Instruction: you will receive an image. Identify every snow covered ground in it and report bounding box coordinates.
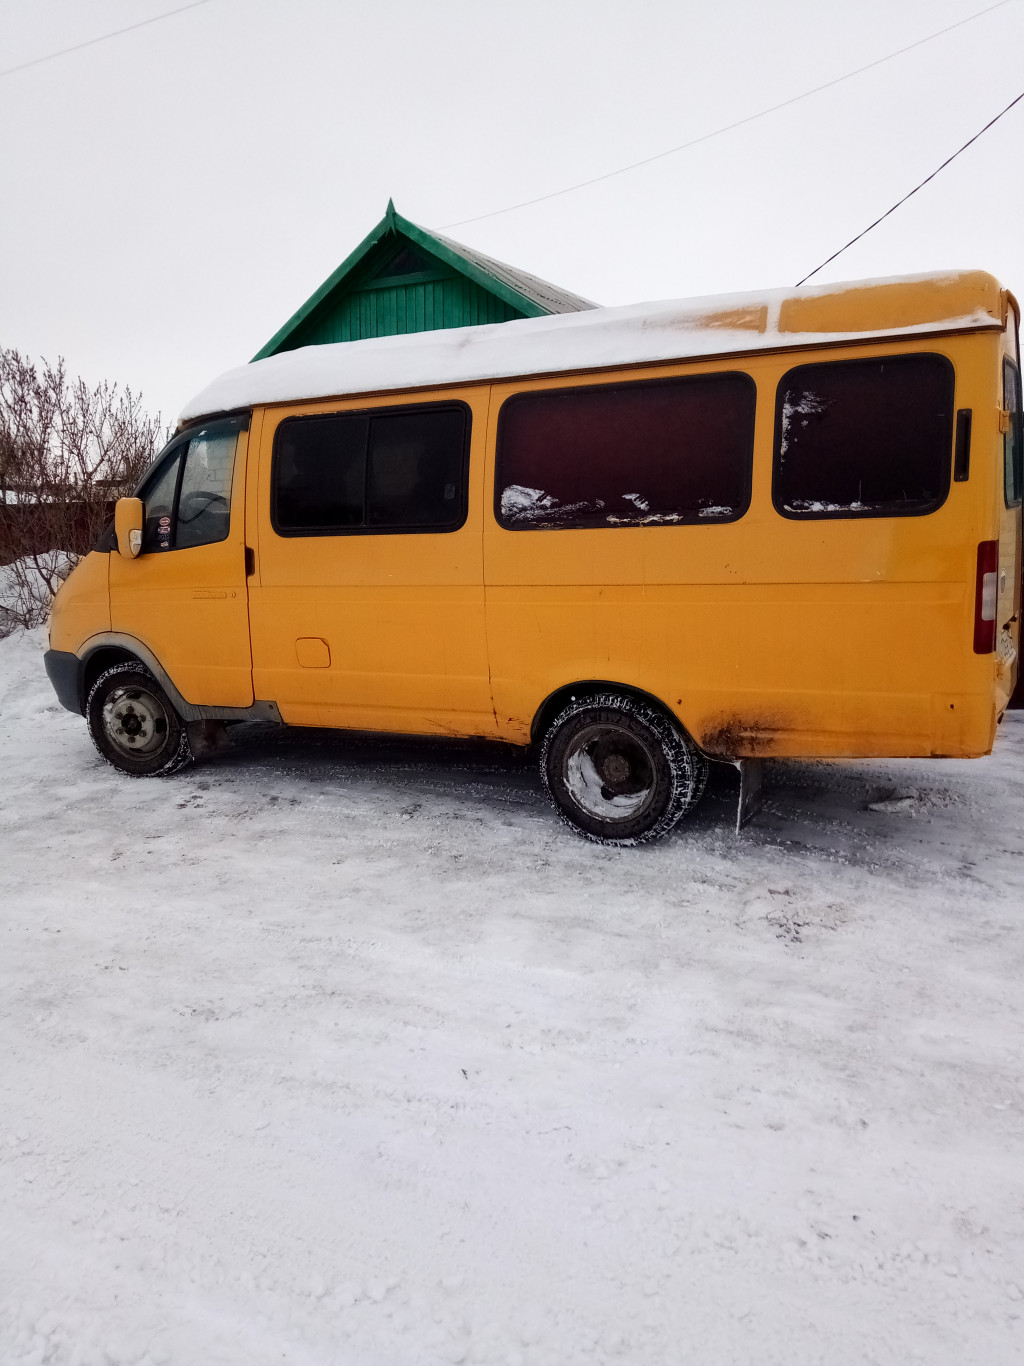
[2,625,1023,1366]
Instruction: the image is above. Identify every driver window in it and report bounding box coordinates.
[176,429,238,549]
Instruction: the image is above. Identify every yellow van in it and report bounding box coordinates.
[45,270,1022,844]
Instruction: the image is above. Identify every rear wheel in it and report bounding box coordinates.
[86,662,193,777]
[540,692,707,845]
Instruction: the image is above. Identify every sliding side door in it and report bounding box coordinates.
[248,389,495,737]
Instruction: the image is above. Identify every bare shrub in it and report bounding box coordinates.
[0,348,164,636]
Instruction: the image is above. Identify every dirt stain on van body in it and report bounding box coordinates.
[700,714,783,759]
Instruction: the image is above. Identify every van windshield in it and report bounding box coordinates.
[132,413,249,496]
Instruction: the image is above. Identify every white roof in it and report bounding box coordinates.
[179,270,1006,425]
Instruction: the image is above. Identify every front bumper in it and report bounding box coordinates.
[44,649,83,715]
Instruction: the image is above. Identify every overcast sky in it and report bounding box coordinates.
[2,0,1023,427]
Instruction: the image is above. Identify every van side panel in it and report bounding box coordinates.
[248,387,496,737]
[484,337,1002,759]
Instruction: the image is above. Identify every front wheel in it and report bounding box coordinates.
[86,662,193,777]
[540,692,707,845]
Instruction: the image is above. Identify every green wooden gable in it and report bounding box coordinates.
[253,201,596,360]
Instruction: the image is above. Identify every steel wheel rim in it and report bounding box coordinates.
[562,722,657,823]
[102,685,169,758]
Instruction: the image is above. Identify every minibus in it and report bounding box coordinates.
[45,270,1022,844]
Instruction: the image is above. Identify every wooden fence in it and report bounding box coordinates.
[0,501,113,567]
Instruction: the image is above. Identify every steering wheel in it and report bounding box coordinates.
[178,490,228,525]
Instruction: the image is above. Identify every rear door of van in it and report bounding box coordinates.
[999,323,1023,708]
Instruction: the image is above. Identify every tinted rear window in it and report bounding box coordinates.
[1004,359,1022,507]
[495,372,756,530]
[773,354,955,519]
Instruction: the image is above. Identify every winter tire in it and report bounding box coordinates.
[86,662,193,777]
[540,692,707,845]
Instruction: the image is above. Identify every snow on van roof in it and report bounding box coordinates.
[179,270,1008,424]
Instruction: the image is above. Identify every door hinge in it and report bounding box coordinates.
[245,546,256,577]
[998,408,1011,433]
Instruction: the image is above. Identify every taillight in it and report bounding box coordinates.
[973,540,999,654]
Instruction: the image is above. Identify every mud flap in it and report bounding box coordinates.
[186,720,231,759]
[734,758,764,833]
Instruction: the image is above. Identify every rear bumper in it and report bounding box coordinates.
[44,649,82,715]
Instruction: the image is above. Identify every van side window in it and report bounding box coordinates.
[137,418,242,553]
[1004,359,1022,507]
[367,409,466,528]
[494,373,755,530]
[773,354,955,519]
[272,404,469,535]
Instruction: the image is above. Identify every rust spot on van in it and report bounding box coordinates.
[700,714,781,759]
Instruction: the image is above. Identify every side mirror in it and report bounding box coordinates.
[115,497,144,560]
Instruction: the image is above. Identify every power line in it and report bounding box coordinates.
[796,86,1024,284]
[442,0,1013,230]
[0,0,215,80]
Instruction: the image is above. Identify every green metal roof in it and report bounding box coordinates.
[253,201,597,360]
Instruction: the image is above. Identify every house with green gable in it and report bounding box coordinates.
[254,201,596,359]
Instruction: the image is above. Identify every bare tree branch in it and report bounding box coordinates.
[0,348,164,635]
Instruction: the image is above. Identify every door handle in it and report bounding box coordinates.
[245,546,256,577]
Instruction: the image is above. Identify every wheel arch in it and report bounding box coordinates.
[530,679,694,746]
[77,633,281,724]
[81,643,140,710]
